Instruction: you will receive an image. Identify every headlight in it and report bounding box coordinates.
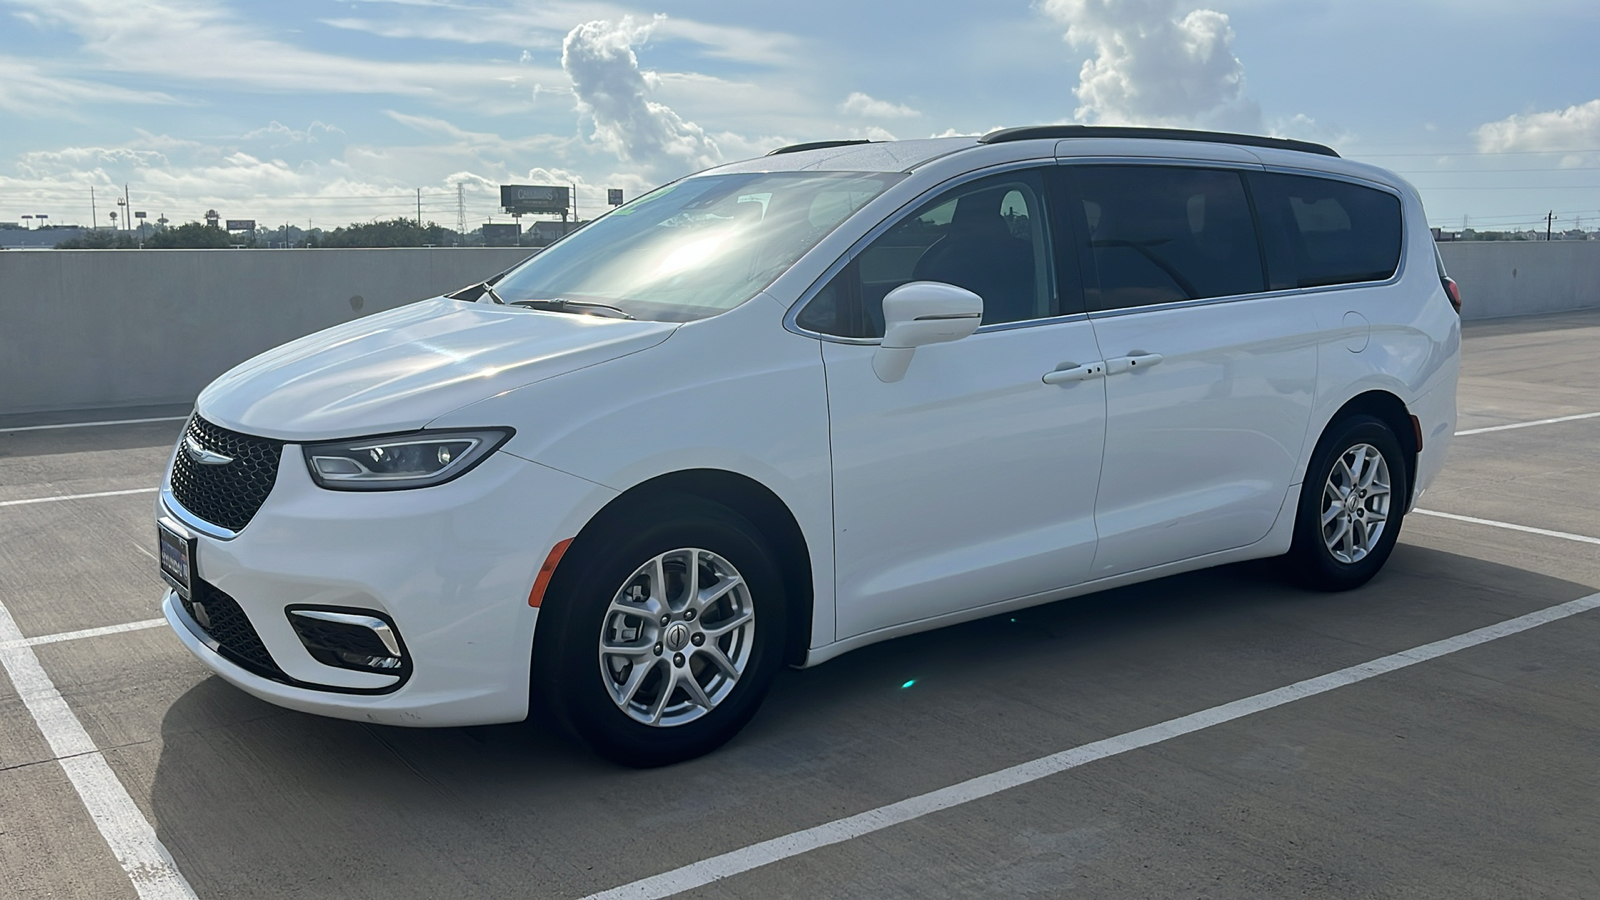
[301,429,512,491]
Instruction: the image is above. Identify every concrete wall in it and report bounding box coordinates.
[1,242,1596,416]
[0,248,533,416]
[1439,241,1600,321]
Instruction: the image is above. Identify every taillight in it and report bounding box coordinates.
[1441,276,1461,314]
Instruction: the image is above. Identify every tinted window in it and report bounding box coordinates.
[1248,172,1402,289]
[1066,165,1264,311]
[798,170,1056,338]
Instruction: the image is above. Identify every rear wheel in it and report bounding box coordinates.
[1286,415,1409,591]
[535,499,786,767]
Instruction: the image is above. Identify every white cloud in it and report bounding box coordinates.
[240,121,346,147]
[321,3,799,67]
[929,127,1001,139]
[1266,113,1353,148]
[839,92,920,119]
[9,0,561,105]
[1039,0,1260,131]
[1476,100,1600,154]
[561,17,721,175]
[0,55,179,117]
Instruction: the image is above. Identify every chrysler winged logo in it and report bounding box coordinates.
[183,435,233,466]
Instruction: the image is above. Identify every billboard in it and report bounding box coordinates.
[500,185,569,215]
[225,219,256,232]
[607,189,624,206]
[481,223,522,247]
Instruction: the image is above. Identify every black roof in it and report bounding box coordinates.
[978,125,1339,158]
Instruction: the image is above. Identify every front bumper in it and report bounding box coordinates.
[159,444,609,727]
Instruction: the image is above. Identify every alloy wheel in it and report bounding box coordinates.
[1320,443,1392,564]
[597,547,756,727]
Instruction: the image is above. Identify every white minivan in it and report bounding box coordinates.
[158,126,1460,765]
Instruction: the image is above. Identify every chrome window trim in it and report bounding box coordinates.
[782,159,1069,345]
[1059,156,1410,319]
[974,311,1090,334]
[1083,277,1408,321]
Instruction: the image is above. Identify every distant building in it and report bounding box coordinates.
[0,226,89,249]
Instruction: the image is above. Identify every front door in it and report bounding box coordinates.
[802,168,1108,640]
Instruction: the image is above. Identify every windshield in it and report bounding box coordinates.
[490,171,902,322]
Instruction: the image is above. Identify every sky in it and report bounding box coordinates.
[2,0,1598,234]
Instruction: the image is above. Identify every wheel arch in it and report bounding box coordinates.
[542,468,815,668]
[1313,390,1419,501]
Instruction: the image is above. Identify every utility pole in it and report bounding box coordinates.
[416,188,423,227]
[456,184,466,236]
[571,182,579,231]
[124,184,131,232]
[91,187,97,230]
[1547,210,1556,241]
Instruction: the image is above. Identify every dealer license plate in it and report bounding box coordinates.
[157,518,197,600]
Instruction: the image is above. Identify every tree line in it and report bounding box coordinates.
[53,218,514,249]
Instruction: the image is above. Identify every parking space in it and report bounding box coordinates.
[2,311,1599,898]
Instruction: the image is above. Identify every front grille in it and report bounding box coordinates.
[169,416,283,532]
[190,580,286,680]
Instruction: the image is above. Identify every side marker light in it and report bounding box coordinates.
[528,538,574,608]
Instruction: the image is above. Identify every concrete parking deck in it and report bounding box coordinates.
[3,310,1599,899]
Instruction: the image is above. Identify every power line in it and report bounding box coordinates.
[1358,147,1600,158]
[1394,166,1600,174]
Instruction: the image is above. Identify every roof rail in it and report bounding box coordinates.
[977,125,1339,158]
[766,139,873,156]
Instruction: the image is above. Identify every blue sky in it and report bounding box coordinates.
[2,0,1598,233]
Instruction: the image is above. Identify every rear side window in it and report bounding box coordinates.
[1248,173,1402,290]
[1064,165,1265,311]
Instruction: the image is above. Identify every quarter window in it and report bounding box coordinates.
[1248,172,1402,289]
[797,170,1057,338]
[1065,165,1265,311]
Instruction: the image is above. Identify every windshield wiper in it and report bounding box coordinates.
[506,298,635,320]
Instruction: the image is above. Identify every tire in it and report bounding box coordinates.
[1285,415,1409,591]
[534,497,787,767]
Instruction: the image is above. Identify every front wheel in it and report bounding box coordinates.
[535,499,786,767]
[1285,415,1409,591]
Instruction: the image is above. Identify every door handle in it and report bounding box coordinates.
[1104,353,1163,375]
[1042,362,1105,384]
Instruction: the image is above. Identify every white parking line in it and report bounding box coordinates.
[584,591,1600,900]
[0,487,158,508]
[1456,411,1600,436]
[1413,509,1600,546]
[0,603,197,900]
[0,415,188,433]
[0,618,166,652]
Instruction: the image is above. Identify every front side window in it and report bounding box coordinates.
[1065,165,1265,311]
[491,171,900,322]
[797,169,1057,338]
[1248,172,1402,290]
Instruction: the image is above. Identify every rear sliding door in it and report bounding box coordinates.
[1055,163,1318,579]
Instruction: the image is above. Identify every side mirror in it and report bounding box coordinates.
[872,281,983,382]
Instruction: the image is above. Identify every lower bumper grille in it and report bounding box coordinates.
[175,582,410,695]
[189,580,287,681]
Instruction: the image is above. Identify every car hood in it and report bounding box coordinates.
[197,297,678,441]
